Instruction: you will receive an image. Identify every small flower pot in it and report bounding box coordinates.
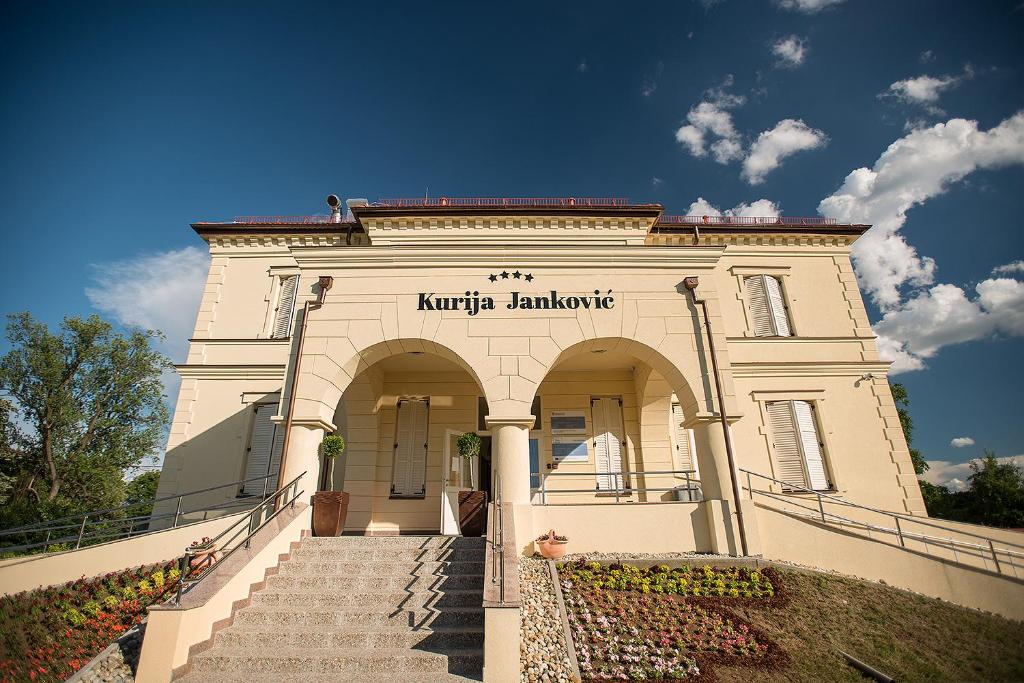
[312,491,350,537]
[189,546,219,572]
[537,530,568,559]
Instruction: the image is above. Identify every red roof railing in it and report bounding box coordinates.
[657,215,839,226]
[229,214,355,224]
[373,197,633,208]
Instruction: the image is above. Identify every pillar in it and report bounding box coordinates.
[486,416,535,553]
[279,419,332,504]
[689,416,760,556]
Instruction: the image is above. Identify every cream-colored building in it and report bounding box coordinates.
[153,195,925,556]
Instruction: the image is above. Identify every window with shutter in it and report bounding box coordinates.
[271,275,299,338]
[241,404,283,495]
[592,397,625,492]
[391,399,428,497]
[765,400,830,491]
[744,275,792,337]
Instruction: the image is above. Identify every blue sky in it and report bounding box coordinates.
[1,0,1022,486]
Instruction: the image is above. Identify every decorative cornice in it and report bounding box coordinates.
[647,233,858,248]
[173,364,286,379]
[485,415,537,429]
[730,362,891,378]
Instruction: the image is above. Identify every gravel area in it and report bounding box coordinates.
[67,625,144,683]
[520,556,575,683]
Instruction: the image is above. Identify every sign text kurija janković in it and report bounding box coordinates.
[417,290,615,316]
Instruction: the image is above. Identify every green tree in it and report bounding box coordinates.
[890,382,928,475]
[0,313,170,529]
[964,451,1024,528]
[124,470,161,521]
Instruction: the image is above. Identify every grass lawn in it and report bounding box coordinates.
[716,566,1024,683]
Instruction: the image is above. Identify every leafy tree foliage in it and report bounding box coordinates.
[922,452,1024,528]
[0,313,169,530]
[890,382,928,475]
[124,470,161,522]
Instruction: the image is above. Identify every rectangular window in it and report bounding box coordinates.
[591,397,625,491]
[391,399,429,497]
[241,404,283,496]
[744,275,792,337]
[271,275,299,338]
[765,400,830,491]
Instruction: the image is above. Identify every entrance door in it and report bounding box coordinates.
[441,429,476,535]
[592,397,626,492]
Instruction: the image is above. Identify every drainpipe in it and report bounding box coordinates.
[683,276,749,557]
[275,275,334,505]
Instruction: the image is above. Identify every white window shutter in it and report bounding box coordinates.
[744,276,774,337]
[671,403,694,471]
[593,398,624,491]
[766,401,807,490]
[792,401,829,490]
[272,276,298,338]
[392,400,428,496]
[242,404,281,495]
[763,275,792,336]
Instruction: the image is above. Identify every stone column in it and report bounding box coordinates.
[279,419,333,505]
[486,416,535,553]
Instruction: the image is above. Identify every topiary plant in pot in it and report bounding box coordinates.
[312,434,349,537]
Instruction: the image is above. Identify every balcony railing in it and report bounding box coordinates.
[536,469,701,504]
[230,214,355,224]
[373,197,633,208]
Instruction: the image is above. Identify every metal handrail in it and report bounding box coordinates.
[538,469,701,504]
[741,468,1024,577]
[174,472,305,604]
[490,471,505,606]
[0,472,287,554]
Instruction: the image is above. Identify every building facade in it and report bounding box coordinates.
[154,197,925,554]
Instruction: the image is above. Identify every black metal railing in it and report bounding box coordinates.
[0,473,286,555]
[173,472,305,604]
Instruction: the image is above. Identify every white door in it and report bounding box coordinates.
[441,429,475,535]
[392,399,429,497]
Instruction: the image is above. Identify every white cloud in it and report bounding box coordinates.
[874,278,1024,373]
[993,260,1024,275]
[577,60,588,73]
[819,112,1024,309]
[882,66,974,116]
[675,77,827,182]
[950,437,976,448]
[923,455,1022,490]
[86,246,210,363]
[774,0,845,12]
[742,119,827,184]
[686,197,781,218]
[771,35,808,68]
[652,176,663,187]
[920,50,935,64]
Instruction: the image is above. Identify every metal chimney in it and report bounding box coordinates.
[326,194,342,223]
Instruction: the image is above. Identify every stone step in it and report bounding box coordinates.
[291,547,485,563]
[178,671,482,682]
[302,535,485,549]
[234,605,485,629]
[250,588,482,609]
[189,646,483,676]
[279,559,485,576]
[265,572,484,592]
[214,625,484,650]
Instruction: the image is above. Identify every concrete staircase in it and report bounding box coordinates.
[178,535,486,682]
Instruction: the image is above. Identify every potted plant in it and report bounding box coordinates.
[312,434,349,537]
[455,432,487,536]
[537,529,569,559]
[188,536,219,571]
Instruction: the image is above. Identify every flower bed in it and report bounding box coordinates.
[0,561,181,683]
[558,561,786,681]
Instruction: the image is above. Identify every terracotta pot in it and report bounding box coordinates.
[538,530,568,559]
[458,490,488,537]
[312,491,349,537]
[189,546,219,572]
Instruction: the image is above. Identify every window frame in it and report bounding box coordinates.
[752,390,842,494]
[729,266,799,338]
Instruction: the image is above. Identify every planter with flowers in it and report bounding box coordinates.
[537,529,569,559]
[312,434,349,537]
[187,536,219,571]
